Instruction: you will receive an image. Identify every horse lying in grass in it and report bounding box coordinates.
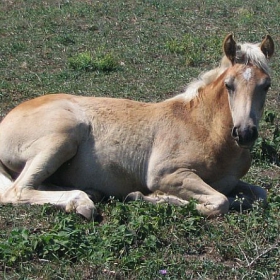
[0,34,274,220]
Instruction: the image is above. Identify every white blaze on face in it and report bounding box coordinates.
[243,68,252,81]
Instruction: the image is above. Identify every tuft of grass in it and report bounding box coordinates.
[68,51,119,72]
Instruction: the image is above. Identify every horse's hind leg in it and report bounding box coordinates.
[0,136,96,220]
[227,180,267,210]
[0,161,13,194]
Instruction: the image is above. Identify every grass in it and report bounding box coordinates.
[0,0,280,279]
[68,51,119,72]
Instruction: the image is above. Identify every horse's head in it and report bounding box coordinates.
[222,34,274,149]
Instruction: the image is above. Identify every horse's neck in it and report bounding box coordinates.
[204,74,229,107]
[197,75,233,135]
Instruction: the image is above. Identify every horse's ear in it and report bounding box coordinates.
[260,35,274,59]
[223,34,237,65]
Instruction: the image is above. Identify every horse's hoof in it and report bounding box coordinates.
[76,204,97,220]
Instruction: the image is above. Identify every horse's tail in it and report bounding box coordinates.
[0,161,13,196]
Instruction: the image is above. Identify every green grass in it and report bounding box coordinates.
[0,0,280,279]
[68,51,119,72]
[166,34,221,66]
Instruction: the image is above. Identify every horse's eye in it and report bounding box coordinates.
[225,82,234,91]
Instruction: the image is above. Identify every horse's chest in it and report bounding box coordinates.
[198,147,251,189]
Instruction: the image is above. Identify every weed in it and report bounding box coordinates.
[68,51,119,72]
[68,52,93,71]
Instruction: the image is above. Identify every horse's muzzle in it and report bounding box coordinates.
[231,125,258,149]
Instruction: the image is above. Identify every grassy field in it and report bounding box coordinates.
[0,0,280,279]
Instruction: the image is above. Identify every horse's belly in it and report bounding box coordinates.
[50,142,150,198]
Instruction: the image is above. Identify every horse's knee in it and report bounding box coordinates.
[215,195,230,214]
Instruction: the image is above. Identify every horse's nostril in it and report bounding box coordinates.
[231,127,239,140]
[231,125,259,148]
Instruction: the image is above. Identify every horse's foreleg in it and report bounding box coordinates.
[147,170,230,217]
[227,180,267,210]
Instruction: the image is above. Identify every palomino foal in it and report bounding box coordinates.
[0,34,274,219]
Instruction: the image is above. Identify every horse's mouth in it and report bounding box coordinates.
[235,140,255,149]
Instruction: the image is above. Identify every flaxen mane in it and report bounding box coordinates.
[235,42,271,74]
[174,40,271,102]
